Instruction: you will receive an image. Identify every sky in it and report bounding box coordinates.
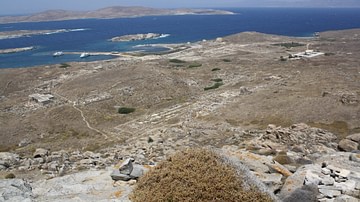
[1,0,360,15]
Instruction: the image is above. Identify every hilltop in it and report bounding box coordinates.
[0,6,234,24]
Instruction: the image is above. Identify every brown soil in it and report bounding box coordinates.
[0,29,359,156]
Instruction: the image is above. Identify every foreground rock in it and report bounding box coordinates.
[32,168,133,202]
[0,179,33,201]
[111,158,149,181]
[338,133,360,152]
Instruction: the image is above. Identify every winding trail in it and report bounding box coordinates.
[53,91,109,139]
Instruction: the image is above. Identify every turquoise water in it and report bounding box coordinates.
[1,8,360,68]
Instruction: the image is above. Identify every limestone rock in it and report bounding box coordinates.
[33,169,133,201]
[349,153,360,163]
[0,152,20,170]
[282,184,318,202]
[119,158,134,175]
[319,188,342,198]
[334,195,360,202]
[346,133,360,143]
[338,139,358,152]
[111,169,132,181]
[280,164,321,199]
[130,164,147,179]
[33,148,49,158]
[0,179,33,201]
[273,151,295,165]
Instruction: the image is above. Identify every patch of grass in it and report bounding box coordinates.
[204,82,223,91]
[211,78,223,82]
[130,148,273,202]
[324,52,335,56]
[273,42,304,49]
[222,59,231,62]
[188,63,202,68]
[169,59,186,63]
[211,68,221,71]
[59,63,71,68]
[0,144,18,152]
[118,107,136,114]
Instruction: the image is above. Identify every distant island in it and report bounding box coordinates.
[0,6,234,24]
[0,29,87,40]
[110,33,169,42]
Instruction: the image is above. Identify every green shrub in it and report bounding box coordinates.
[280,56,287,61]
[130,148,274,202]
[324,52,335,56]
[204,82,223,91]
[222,59,231,62]
[211,78,223,82]
[118,107,136,114]
[5,173,16,179]
[59,63,71,68]
[188,63,202,68]
[273,42,304,48]
[211,68,221,71]
[169,59,186,63]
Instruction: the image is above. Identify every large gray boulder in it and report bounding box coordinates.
[338,139,359,152]
[33,168,132,202]
[0,179,33,202]
[346,133,360,143]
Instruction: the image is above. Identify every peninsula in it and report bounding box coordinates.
[0,6,235,24]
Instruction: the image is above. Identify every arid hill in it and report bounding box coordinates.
[0,6,234,24]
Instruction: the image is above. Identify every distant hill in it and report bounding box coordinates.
[0,6,234,24]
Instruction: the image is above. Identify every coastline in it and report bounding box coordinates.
[0,46,34,54]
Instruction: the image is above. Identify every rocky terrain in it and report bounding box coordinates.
[0,29,360,201]
[0,6,234,24]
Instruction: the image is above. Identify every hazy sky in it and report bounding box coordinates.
[1,0,360,15]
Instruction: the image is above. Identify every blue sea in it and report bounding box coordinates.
[1,8,360,68]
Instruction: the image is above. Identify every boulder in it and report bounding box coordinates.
[111,164,148,181]
[119,158,134,175]
[111,169,132,181]
[349,153,360,163]
[319,188,342,198]
[279,164,321,199]
[33,148,49,158]
[282,184,318,202]
[346,133,360,143]
[0,179,33,201]
[338,139,358,152]
[334,195,359,202]
[33,169,133,201]
[0,152,20,169]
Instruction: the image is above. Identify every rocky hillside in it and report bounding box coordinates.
[0,29,360,201]
[0,6,234,23]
